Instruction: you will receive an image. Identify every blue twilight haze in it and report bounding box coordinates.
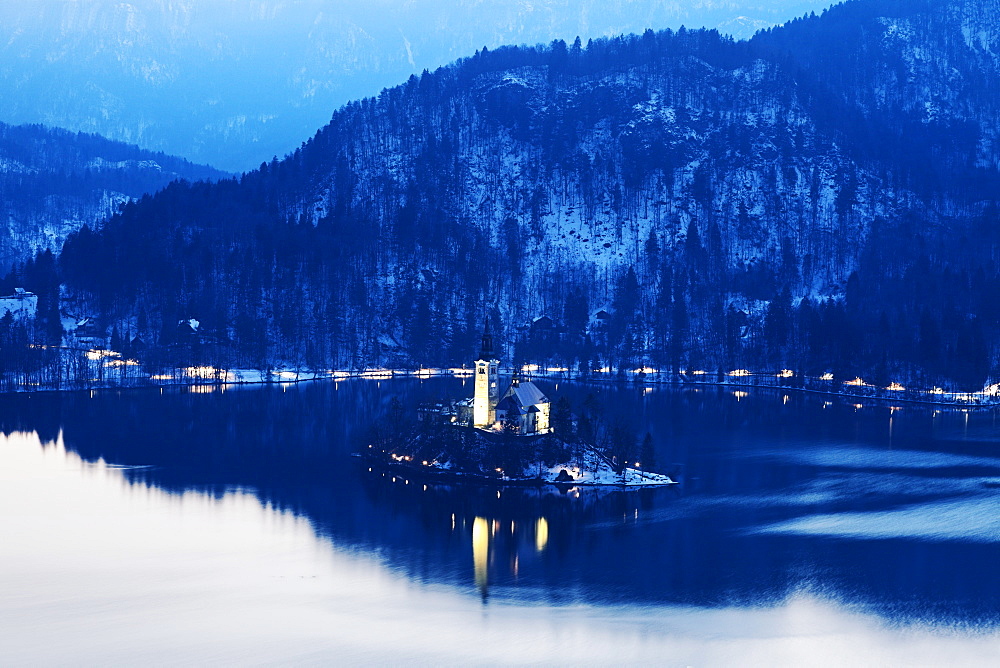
[0,1,831,170]
[2,1,1000,662]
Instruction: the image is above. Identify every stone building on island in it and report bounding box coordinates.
[460,328,551,436]
[494,376,551,435]
[473,327,500,427]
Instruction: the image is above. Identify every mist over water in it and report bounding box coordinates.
[3,380,1000,663]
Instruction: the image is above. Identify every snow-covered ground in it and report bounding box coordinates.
[406,439,677,489]
[527,445,676,487]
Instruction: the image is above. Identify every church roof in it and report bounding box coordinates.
[506,381,548,408]
[496,395,527,415]
[477,324,497,361]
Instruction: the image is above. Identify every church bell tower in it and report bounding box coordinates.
[473,326,500,428]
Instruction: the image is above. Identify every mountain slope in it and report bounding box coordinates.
[54,0,1000,389]
[0,0,831,171]
[0,122,226,272]
[756,0,1000,178]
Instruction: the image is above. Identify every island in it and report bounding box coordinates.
[360,329,677,488]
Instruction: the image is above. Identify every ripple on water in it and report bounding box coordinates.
[753,446,1000,471]
[755,496,1000,543]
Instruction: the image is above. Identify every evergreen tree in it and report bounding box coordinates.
[639,432,657,471]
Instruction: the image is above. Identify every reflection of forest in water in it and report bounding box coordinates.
[357,468,665,601]
[3,379,1000,622]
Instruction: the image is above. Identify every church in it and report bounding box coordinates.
[464,328,551,436]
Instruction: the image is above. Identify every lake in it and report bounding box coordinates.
[2,378,1000,665]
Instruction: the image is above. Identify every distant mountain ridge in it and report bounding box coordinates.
[0,0,831,171]
[41,0,1000,390]
[0,122,226,271]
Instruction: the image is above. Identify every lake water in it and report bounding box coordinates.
[2,378,1000,665]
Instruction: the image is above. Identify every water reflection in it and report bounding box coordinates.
[535,517,549,553]
[356,458,660,601]
[2,381,1000,628]
[5,428,1000,664]
[473,516,489,596]
[470,514,550,601]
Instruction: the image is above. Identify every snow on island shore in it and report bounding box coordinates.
[361,428,677,488]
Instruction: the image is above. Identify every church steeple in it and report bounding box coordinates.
[473,322,500,428]
[478,324,495,361]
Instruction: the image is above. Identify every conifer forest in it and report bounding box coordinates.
[4,0,1000,391]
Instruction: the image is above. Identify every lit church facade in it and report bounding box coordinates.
[464,329,551,436]
[473,330,500,427]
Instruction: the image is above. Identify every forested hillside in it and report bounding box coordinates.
[0,0,827,170]
[39,0,1000,390]
[0,122,225,270]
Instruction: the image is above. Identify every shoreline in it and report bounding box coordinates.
[1,366,998,408]
[360,458,678,489]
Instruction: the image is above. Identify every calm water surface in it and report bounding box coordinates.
[2,378,1000,664]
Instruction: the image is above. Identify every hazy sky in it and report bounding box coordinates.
[0,1,837,169]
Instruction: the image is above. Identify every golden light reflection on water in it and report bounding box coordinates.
[470,514,549,599]
[535,517,549,553]
[472,516,489,597]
